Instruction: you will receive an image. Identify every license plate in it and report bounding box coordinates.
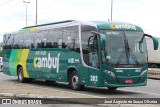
[125,79,133,84]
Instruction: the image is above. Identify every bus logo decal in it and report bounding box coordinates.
[34,53,60,73]
[110,24,136,30]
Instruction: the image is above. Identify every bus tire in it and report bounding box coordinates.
[17,67,27,83]
[69,71,84,91]
[108,87,118,91]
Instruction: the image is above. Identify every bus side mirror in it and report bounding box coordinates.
[142,34,159,50]
[152,36,158,50]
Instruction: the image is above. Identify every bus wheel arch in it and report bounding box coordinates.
[67,68,84,91]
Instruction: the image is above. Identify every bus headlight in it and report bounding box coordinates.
[104,70,115,77]
[140,70,147,76]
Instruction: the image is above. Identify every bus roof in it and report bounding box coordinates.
[19,20,143,33]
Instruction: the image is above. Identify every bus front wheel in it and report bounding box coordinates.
[69,71,84,91]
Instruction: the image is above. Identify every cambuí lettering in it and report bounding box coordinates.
[110,24,136,30]
[34,53,60,73]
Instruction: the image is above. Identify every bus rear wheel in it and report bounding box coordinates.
[17,67,32,83]
[18,67,25,83]
[69,71,84,91]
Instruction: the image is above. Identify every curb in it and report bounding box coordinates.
[0,93,159,107]
[0,93,70,98]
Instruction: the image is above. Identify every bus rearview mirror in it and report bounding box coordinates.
[143,34,158,50]
[152,36,158,50]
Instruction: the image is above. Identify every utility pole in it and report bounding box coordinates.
[111,0,113,21]
[36,0,38,25]
[23,1,30,27]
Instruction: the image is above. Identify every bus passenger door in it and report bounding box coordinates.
[87,36,100,86]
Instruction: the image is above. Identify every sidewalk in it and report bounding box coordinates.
[0,81,96,98]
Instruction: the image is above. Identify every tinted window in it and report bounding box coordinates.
[62,26,79,52]
[13,33,24,49]
[3,34,14,49]
[23,32,34,49]
[35,30,47,48]
[36,29,63,48]
[46,29,58,48]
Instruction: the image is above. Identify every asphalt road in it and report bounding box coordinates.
[0,72,160,99]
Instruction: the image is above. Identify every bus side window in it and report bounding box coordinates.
[31,32,35,48]
[35,30,47,48]
[23,32,33,49]
[47,30,59,48]
[47,30,53,48]
[63,32,74,49]
[62,26,79,52]
[57,30,63,48]
[13,33,24,49]
[3,34,13,49]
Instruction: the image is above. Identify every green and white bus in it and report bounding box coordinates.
[3,20,158,90]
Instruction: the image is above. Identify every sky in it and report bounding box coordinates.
[0,0,160,42]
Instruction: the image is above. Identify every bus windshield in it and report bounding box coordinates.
[100,30,147,67]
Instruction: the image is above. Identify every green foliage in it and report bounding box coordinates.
[0,51,2,57]
[0,42,2,57]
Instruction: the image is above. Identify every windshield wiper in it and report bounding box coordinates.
[124,36,140,66]
[115,48,125,67]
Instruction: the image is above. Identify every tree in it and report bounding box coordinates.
[0,42,2,57]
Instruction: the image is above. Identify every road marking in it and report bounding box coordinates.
[0,72,4,75]
[99,104,160,107]
[119,88,160,96]
[0,81,104,98]
[126,104,160,107]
